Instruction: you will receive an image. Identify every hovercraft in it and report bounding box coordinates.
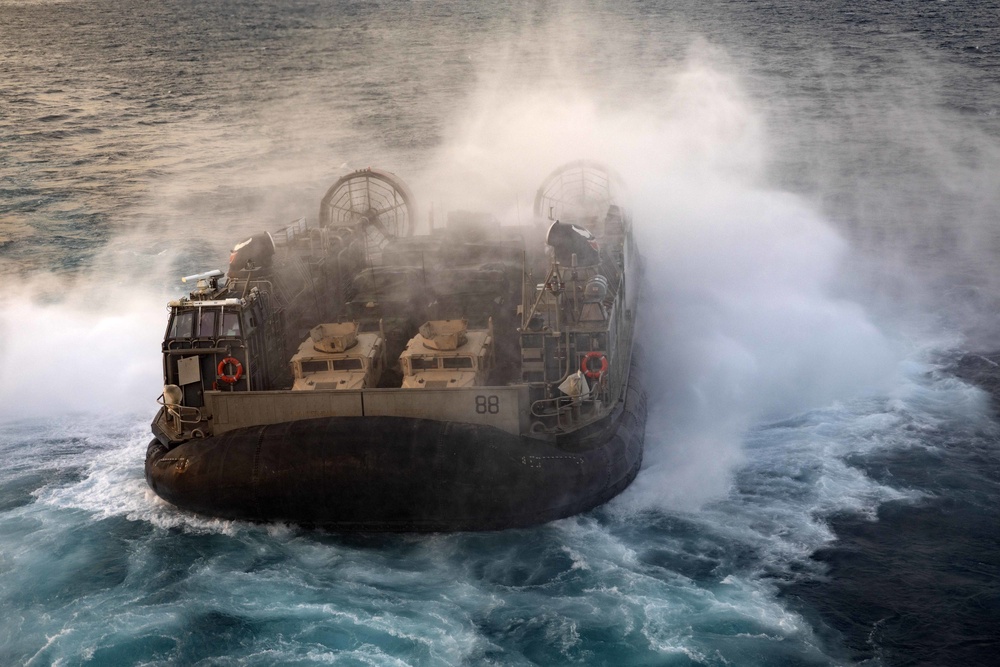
[146,161,646,531]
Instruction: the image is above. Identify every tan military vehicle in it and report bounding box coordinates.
[399,319,494,389]
[290,322,385,391]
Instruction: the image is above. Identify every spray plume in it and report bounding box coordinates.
[417,38,900,508]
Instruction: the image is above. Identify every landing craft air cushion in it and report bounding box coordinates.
[146,162,646,530]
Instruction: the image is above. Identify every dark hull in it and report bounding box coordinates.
[146,365,646,532]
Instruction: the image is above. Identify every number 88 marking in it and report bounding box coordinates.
[475,395,500,414]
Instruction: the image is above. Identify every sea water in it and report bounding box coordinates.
[1,1,999,664]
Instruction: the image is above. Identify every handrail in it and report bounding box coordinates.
[157,394,203,424]
[530,394,582,417]
[528,393,607,435]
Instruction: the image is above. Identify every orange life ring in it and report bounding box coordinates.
[217,357,243,384]
[581,351,608,379]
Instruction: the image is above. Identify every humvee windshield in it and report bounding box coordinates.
[442,357,473,369]
[301,360,330,373]
[411,357,438,371]
[301,359,364,373]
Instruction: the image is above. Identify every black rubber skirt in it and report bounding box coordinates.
[146,373,645,532]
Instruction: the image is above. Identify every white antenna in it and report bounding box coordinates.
[181,269,224,283]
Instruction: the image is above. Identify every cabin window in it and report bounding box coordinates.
[221,310,241,337]
[301,360,330,373]
[521,334,543,349]
[198,309,218,338]
[575,332,607,351]
[410,357,438,371]
[443,357,473,369]
[168,310,195,339]
[332,359,363,371]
